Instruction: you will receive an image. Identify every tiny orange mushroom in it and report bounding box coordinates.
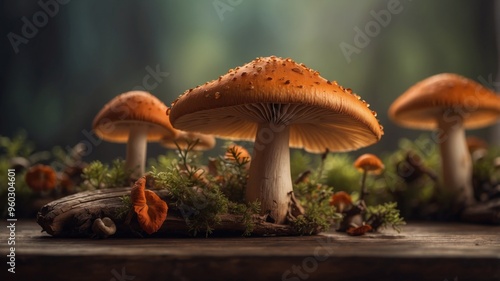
[329,191,353,213]
[354,154,384,201]
[25,164,57,192]
[130,176,168,234]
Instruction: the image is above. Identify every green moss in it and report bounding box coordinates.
[290,150,314,180]
[292,159,342,235]
[115,195,132,220]
[228,200,260,236]
[147,152,178,173]
[0,131,34,158]
[376,134,442,218]
[81,159,130,189]
[366,202,406,233]
[150,165,230,236]
[212,145,250,203]
[149,140,254,236]
[322,154,359,194]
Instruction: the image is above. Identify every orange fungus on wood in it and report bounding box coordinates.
[131,176,168,234]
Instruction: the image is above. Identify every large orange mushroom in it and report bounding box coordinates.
[169,56,383,224]
[130,176,168,234]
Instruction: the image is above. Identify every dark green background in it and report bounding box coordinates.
[1,0,499,162]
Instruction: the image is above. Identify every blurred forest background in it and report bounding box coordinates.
[1,0,499,164]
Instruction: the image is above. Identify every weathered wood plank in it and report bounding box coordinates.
[1,221,499,281]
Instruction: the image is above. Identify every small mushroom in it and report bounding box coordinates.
[354,154,384,201]
[92,217,117,238]
[389,73,500,208]
[330,191,353,213]
[24,164,57,192]
[130,176,168,234]
[93,91,178,179]
[169,56,383,224]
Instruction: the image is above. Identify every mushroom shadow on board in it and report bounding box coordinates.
[388,73,500,211]
[169,56,383,224]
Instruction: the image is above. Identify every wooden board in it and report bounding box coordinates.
[1,220,499,281]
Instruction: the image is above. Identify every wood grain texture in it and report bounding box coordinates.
[1,221,499,281]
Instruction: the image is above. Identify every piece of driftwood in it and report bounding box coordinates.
[36,187,309,237]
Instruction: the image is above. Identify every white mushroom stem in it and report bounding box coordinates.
[92,217,117,238]
[437,116,474,207]
[246,123,292,224]
[126,125,149,179]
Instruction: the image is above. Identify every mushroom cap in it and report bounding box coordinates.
[131,177,168,234]
[25,164,57,192]
[169,56,383,153]
[329,191,353,212]
[93,91,178,143]
[354,153,384,174]
[160,131,216,151]
[388,73,500,130]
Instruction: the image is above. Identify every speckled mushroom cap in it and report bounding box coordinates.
[389,73,500,130]
[169,56,383,153]
[93,91,178,143]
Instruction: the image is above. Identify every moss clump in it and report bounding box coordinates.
[227,200,260,236]
[149,140,340,236]
[366,202,406,232]
[150,166,229,237]
[149,140,260,236]
[292,156,342,234]
[211,144,250,203]
[115,195,132,220]
[81,159,131,190]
